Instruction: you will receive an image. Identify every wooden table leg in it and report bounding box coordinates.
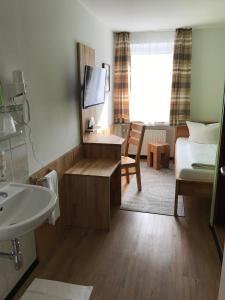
[164,145,170,168]
[111,164,121,205]
[153,147,161,170]
[147,144,151,167]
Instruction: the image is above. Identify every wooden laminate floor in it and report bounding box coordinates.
[13,193,221,300]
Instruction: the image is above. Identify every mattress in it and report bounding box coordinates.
[175,138,216,182]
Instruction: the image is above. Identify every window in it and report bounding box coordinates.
[130,32,174,124]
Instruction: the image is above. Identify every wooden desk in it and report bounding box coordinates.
[83,134,124,145]
[66,158,119,177]
[64,134,124,230]
[83,134,124,160]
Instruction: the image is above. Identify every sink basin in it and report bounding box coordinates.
[0,182,57,241]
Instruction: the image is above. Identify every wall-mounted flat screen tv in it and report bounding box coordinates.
[83,65,106,109]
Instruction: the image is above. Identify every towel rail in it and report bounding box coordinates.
[33,168,53,185]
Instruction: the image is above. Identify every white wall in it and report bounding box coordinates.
[191,27,225,122]
[0,0,113,297]
[0,0,113,175]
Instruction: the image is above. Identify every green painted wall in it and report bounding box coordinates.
[0,0,113,176]
[191,27,225,122]
[0,0,113,298]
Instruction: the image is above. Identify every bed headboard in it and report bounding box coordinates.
[175,125,189,141]
[175,121,218,142]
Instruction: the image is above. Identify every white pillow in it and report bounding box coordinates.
[186,121,220,144]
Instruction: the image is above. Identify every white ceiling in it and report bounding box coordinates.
[79,0,225,31]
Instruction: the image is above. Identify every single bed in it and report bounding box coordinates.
[174,125,215,216]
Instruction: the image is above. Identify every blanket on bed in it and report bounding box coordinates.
[188,142,217,170]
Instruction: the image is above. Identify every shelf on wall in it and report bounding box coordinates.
[85,126,101,133]
[0,104,24,142]
[0,130,23,142]
[0,104,23,113]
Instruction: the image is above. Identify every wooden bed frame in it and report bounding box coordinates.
[174,125,214,216]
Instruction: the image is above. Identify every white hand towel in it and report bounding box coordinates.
[43,170,60,225]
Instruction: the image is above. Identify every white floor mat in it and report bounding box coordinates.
[20,278,93,300]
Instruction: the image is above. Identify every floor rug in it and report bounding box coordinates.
[121,162,185,217]
[21,278,93,300]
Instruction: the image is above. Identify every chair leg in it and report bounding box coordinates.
[126,168,130,184]
[136,165,142,191]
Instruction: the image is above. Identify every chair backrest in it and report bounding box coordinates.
[124,122,146,162]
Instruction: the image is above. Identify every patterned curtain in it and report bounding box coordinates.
[170,28,192,126]
[113,32,131,123]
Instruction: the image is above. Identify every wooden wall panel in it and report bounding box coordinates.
[30,145,83,262]
[77,43,105,141]
[83,144,121,160]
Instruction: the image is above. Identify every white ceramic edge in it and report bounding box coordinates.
[0,182,57,241]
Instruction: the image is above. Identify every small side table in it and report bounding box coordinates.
[147,143,170,170]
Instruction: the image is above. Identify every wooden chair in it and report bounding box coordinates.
[121,122,145,191]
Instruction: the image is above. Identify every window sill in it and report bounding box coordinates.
[114,122,171,129]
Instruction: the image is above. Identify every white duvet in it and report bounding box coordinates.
[175,138,216,182]
[188,142,217,169]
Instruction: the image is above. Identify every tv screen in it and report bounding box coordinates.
[83,65,106,109]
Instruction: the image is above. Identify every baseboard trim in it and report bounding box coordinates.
[5,258,39,300]
[210,225,223,262]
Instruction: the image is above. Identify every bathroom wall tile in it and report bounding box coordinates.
[0,130,28,182]
[10,131,26,150]
[11,144,29,183]
[0,139,10,151]
[0,131,36,299]
[5,149,14,181]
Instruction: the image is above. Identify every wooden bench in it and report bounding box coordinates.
[64,157,121,231]
[63,134,124,230]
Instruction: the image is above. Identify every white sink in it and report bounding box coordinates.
[0,182,57,241]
